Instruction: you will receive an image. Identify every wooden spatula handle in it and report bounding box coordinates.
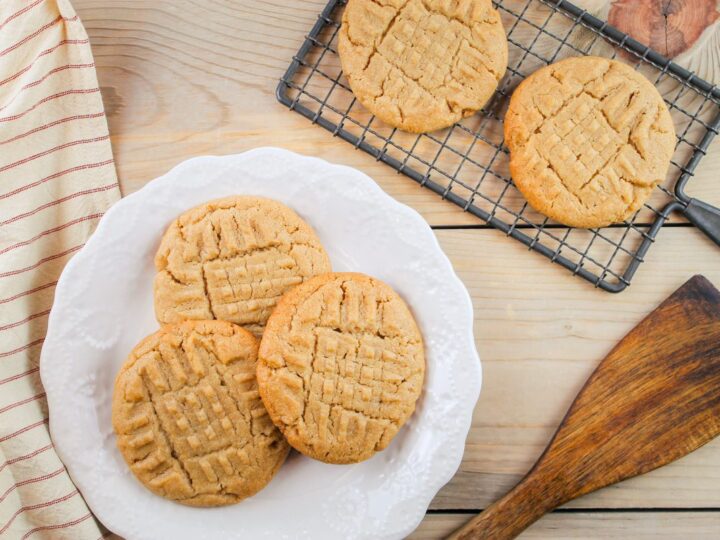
[447,275,720,540]
[447,476,560,540]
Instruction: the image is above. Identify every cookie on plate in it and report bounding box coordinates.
[112,320,289,506]
[338,0,507,133]
[154,196,332,336]
[504,56,676,228]
[257,272,425,464]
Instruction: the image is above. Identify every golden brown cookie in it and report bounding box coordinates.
[257,272,425,464]
[504,56,676,228]
[154,196,332,336]
[112,320,289,506]
[338,0,508,133]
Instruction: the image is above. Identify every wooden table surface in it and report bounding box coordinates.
[73,0,720,537]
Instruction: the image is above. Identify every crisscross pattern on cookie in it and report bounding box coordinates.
[113,321,288,506]
[258,273,425,464]
[339,0,507,132]
[154,196,331,335]
[504,57,676,228]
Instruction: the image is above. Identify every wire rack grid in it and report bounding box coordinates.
[277,0,720,292]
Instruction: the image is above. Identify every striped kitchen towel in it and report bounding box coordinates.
[0,0,120,538]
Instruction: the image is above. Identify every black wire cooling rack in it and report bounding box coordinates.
[277,0,720,292]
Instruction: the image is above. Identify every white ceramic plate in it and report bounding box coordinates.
[41,148,481,540]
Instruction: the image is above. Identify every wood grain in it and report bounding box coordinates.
[608,0,719,59]
[72,0,720,228]
[74,0,479,225]
[68,0,720,536]
[449,275,720,539]
[410,512,720,538]
[432,226,720,511]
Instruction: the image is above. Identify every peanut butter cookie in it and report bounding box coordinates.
[257,272,425,464]
[504,56,676,228]
[154,196,332,335]
[112,320,289,506]
[338,0,508,133]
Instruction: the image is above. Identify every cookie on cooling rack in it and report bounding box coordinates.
[257,272,425,464]
[504,56,676,228]
[154,196,332,336]
[338,0,508,133]
[112,320,289,506]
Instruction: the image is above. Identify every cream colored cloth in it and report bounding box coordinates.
[0,0,120,537]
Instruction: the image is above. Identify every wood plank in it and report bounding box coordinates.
[409,512,720,539]
[431,226,720,510]
[73,0,720,228]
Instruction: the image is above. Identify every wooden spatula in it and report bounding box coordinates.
[448,275,720,540]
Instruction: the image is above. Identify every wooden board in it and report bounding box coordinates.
[71,0,720,537]
[432,226,720,510]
